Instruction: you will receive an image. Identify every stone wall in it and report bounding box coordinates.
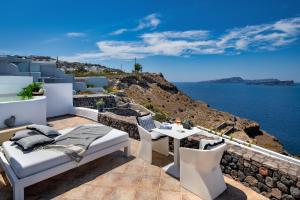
[97,112,300,200]
[98,112,139,139]
[73,94,116,109]
[221,144,300,200]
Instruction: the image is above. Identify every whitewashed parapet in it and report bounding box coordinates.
[73,107,98,122]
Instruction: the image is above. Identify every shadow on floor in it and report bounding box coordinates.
[151,151,174,168]
[216,183,247,200]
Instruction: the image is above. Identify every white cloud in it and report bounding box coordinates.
[110,28,128,35]
[142,30,209,40]
[110,13,161,35]
[66,32,86,37]
[134,13,161,31]
[63,17,300,62]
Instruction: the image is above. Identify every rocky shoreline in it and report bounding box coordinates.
[110,72,285,154]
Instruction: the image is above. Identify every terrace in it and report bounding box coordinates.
[0,115,266,200]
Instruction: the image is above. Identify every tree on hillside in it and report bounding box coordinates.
[134,63,142,73]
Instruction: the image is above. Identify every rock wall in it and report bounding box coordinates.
[98,112,139,139]
[97,112,300,199]
[221,145,300,200]
[73,94,116,109]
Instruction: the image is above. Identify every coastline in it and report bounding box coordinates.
[175,82,300,156]
[111,73,286,155]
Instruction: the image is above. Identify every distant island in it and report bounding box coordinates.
[200,77,295,86]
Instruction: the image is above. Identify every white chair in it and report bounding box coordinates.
[179,139,227,200]
[137,120,169,164]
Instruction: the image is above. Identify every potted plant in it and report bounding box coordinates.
[182,119,194,129]
[31,82,44,96]
[96,99,106,112]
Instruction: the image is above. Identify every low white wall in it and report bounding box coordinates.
[0,76,33,95]
[0,96,47,128]
[44,83,73,118]
[73,107,98,121]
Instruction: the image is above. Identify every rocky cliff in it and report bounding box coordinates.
[111,73,284,154]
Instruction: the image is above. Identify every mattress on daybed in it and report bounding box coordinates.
[2,124,129,179]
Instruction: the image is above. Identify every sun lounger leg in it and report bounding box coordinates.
[13,183,24,200]
[124,145,131,157]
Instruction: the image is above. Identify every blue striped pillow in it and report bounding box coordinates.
[137,114,156,131]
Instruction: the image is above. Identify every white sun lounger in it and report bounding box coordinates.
[0,124,131,200]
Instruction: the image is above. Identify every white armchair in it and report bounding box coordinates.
[179,140,227,200]
[137,120,169,164]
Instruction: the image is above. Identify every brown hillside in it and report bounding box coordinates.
[112,73,284,154]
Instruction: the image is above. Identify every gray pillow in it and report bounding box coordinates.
[15,135,54,151]
[27,124,60,138]
[10,129,40,141]
[137,114,156,131]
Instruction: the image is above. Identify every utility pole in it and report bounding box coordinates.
[56,56,59,68]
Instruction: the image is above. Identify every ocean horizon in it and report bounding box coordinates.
[175,82,300,155]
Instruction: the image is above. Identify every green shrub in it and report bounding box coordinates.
[143,103,169,122]
[104,86,119,93]
[153,112,168,122]
[96,99,106,107]
[96,99,106,112]
[31,82,43,92]
[133,63,142,73]
[18,82,43,99]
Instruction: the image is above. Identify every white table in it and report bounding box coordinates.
[152,124,201,178]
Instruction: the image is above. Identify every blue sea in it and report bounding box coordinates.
[175,82,300,155]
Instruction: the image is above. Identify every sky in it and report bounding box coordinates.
[1,0,300,82]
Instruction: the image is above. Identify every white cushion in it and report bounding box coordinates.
[150,131,167,141]
[2,125,129,178]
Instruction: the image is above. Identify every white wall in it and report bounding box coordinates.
[0,76,33,95]
[44,83,73,117]
[73,107,98,121]
[0,96,47,128]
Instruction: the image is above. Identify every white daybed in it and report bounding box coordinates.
[0,124,131,200]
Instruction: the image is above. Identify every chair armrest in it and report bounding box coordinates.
[137,125,152,141]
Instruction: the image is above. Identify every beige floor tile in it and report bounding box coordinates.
[85,172,114,187]
[158,190,181,200]
[110,173,142,188]
[104,187,137,200]
[143,164,161,177]
[124,165,144,176]
[135,188,159,200]
[159,173,181,192]
[127,158,147,167]
[83,185,113,200]
[182,192,203,200]
[139,176,160,189]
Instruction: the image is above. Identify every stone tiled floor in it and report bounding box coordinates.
[0,115,267,200]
